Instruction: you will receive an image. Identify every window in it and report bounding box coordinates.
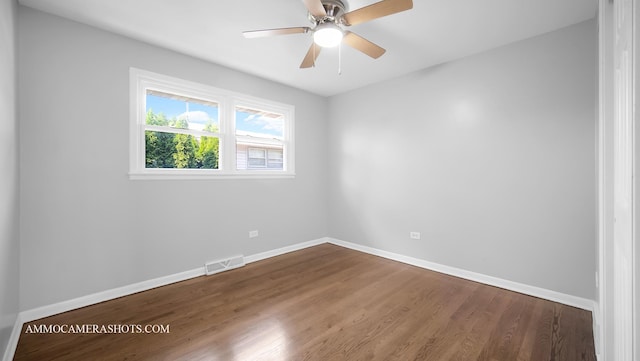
[245,148,284,169]
[130,68,294,179]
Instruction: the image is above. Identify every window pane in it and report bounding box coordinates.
[145,130,219,169]
[145,130,176,168]
[248,158,267,167]
[235,106,284,139]
[247,148,266,168]
[146,90,219,133]
[241,146,284,170]
[267,149,284,169]
[236,106,285,170]
[268,149,283,160]
[248,148,266,158]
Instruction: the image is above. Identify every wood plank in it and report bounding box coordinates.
[14,244,596,360]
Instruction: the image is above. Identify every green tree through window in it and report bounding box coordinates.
[144,109,219,169]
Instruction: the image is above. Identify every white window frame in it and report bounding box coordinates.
[129,68,295,180]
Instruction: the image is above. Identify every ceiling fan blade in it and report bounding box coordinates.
[243,27,311,38]
[303,0,327,17]
[342,0,413,26]
[300,43,322,68]
[343,31,386,59]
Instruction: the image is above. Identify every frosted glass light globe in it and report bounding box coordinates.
[313,23,343,48]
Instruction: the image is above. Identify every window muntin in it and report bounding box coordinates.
[130,68,294,179]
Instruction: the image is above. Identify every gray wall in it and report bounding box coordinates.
[327,20,597,299]
[17,5,597,313]
[18,7,328,311]
[0,0,19,355]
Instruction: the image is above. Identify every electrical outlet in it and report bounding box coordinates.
[249,230,259,238]
[410,232,421,240]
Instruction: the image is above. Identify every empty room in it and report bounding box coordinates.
[1,0,638,360]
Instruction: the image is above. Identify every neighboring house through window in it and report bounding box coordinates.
[241,147,284,170]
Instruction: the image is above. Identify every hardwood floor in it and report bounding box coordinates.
[14,244,595,360]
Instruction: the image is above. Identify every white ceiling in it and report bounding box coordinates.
[18,0,597,96]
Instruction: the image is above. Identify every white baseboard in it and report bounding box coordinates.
[20,237,329,324]
[16,237,597,320]
[2,313,23,361]
[244,237,328,264]
[6,237,597,361]
[2,238,328,361]
[592,302,602,360]
[328,238,596,312]
[20,267,206,324]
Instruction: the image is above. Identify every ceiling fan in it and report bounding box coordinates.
[243,0,413,69]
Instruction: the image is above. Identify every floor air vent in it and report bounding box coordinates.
[205,255,245,276]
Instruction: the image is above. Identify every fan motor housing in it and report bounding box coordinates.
[308,0,349,24]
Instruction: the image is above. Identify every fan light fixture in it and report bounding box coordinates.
[313,23,343,48]
[242,0,414,69]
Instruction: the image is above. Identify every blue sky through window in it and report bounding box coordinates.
[235,110,283,138]
[146,94,218,132]
[146,93,283,137]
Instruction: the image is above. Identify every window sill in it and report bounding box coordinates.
[129,171,295,180]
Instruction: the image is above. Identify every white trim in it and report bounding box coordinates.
[5,237,597,361]
[2,314,23,361]
[328,238,596,311]
[597,0,615,358]
[18,238,328,324]
[144,124,221,138]
[15,238,596,320]
[593,303,602,361]
[244,238,328,264]
[20,267,205,324]
[128,171,295,181]
[2,238,328,360]
[631,20,637,361]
